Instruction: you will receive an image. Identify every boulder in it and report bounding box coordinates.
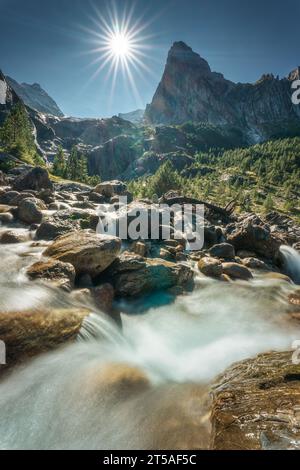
[0,212,14,223]
[261,272,292,283]
[222,262,253,281]
[91,284,115,313]
[242,257,269,270]
[97,200,162,241]
[0,170,8,186]
[10,192,38,206]
[0,190,20,205]
[132,240,148,257]
[48,201,71,211]
[0,204,13,214]
[0,307,90,366]
[0,230,29,244]
[26,258,76,291]
[159,247,173,260]
[17,198,43,225]
[198,257,223,278]
[44,231,121,278]
[94,180,127,198]
[237,250,257,259]
[226,215,282,261]
[211,351,300,450]
[38,188,55,204]
[209,243,235,259]
[71,200,95,210]
[107,252,193,297]
[12,167,53,192]
[88,192,106,203]
[36,209,98,240]
[203,226,220,248]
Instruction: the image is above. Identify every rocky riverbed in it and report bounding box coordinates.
[0,165,300,449]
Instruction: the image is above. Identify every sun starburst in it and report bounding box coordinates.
[82,2,158,110]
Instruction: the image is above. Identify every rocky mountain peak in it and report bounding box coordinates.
[145,41,300,140]
[6,76,64,117]
[288,66,300,81]
[167,41,211,75]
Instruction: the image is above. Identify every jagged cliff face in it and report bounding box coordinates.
[0,71,21,124]
[6,76,64,117]
[145,42,300,142]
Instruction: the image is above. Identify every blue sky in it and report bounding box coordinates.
[0,0,299,118]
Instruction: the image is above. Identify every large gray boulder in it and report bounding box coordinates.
[209,243,235,259]
[44,231,121,278]
[94,180,127,198]
[17,198,44,225]
[107,252,193,297]
[226,215,283,261]
[36,208,99,240]
[13,167,53,192]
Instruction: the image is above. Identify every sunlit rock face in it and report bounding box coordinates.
[212,351,300,450]
[145,41,300,142]
[0,71,21,125]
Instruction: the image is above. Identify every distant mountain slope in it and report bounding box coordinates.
[145,41,300,143]
[6,76,64,117]
[118,109,144,124]
[0,71,23,125]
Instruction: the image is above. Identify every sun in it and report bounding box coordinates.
[83,3,158,109]
[109,32,131,58]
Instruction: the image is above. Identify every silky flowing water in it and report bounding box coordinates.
[0,227,300,449]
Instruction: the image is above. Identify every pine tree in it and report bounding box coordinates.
[0,103,36,162]
[52,146,66,177]
[65,146,79,181]
[77,153,88,182]
[148,161,182,197]
[263,194,274,212]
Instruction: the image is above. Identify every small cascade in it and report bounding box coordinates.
[280,245,300,284]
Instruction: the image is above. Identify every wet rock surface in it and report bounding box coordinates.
[198,257,223,278]
[208,243,235,259]
[0,230,29,244]
[26,258,76,291]
[0,308,90,367]
[44,231,121,278]
[222,262,253,281]
[211,351,300,450]
[107,252,194,297]
[226,214,283,261]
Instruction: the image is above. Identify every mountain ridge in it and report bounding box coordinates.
[145,41,300,143]
[6,76,64,117]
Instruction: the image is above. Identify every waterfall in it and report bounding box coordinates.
[280,245,300,284]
